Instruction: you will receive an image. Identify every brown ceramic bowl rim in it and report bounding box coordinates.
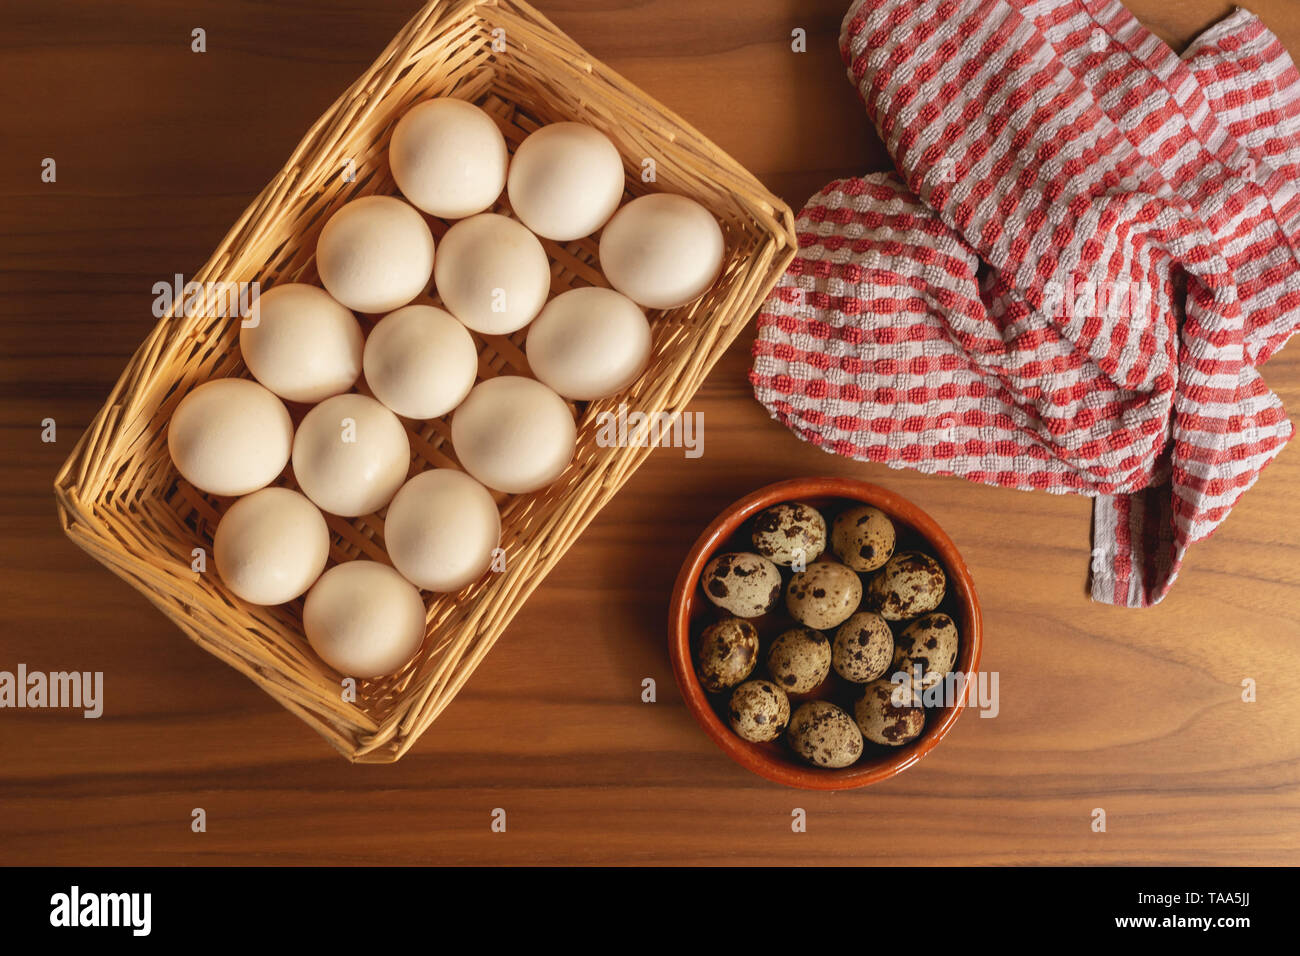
[668,476,983,791]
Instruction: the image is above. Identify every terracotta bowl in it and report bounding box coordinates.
[669,476,982,790]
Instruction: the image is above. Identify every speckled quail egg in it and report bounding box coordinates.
[831,504,896,572]
[766,627,832,694]
[700,552,782,618]
[854,678,926,746]
[786,701,864,768]
[832,611,894,683]
[785,560,862,630]
[728,680,791,743]
[865,550,946,621]
[751,501,826,567]
[695,617,760,692]
[891,612,959,690]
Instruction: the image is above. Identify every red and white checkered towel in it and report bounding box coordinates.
[751,0,1300,606]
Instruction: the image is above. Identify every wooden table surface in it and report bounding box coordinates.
[2,0,1298,867]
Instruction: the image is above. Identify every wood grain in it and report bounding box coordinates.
[1,0,1298,866]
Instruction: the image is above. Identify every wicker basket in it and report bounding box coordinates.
[52,0,796,763]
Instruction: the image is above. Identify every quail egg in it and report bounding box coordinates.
[786,700,864,768]
[766,627,832,694]
[865,551,946,621]
[700,552,782,618]
[728,679,791,743]
[854,678,926,746]
[891,612,959,690]
[831,504,896,572]
[751,501,826,567]
[785,560,862,630]
[695,617,760,692]
[832,611,894,683]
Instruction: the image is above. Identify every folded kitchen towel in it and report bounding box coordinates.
[751,0,1300,606]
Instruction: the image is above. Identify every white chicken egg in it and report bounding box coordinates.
[213,487,330,605]
[390,97,509,219]
[598,193,725,310]
[384,469,500,592]
[303,561,426,678]
[167,378,293,497]
[291,393,410,517]
[433,213,550,335]
[451,376,576,494]
[363,304,479,420]
[524,287,651,400]
[506,122,625,241]
[316,195,435,314]
[240,283,363,403]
